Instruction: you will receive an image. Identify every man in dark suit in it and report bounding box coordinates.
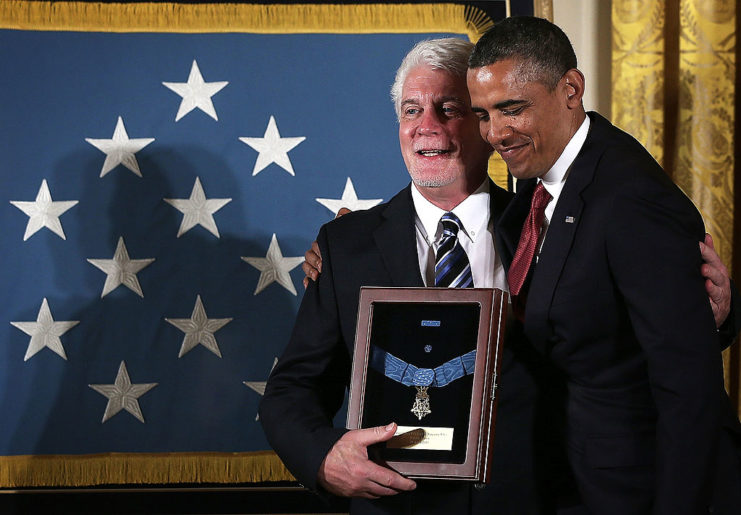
[260,38,547,514]
[262,33,737,514]
[467,16,741,514]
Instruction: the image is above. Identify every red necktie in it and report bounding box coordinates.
[508,182,552,297]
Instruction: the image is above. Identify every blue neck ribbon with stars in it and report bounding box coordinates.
[369,346,476,388]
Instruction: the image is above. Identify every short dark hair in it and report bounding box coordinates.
[468,16,577,90]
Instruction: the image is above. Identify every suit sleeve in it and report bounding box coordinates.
[606,173,723,514]
[259,224,350,491]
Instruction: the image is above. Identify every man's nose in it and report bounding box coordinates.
[416,109,442,135]
[485,120,513,146]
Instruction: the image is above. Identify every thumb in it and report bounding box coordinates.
[352,423,397,446]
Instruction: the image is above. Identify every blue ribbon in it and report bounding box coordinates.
[369,346,476,388]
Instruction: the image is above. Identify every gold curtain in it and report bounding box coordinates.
[612,0,738,411]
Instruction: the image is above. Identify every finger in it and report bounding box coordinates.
[367,468,416,494]
[701,263,724,286]
[350,423,398,446]
[359,481,403,498]
[301,261,313,276]
[303,276,309,289]
[353,472,415,498]
[311,241,322,271]
[362,461,416,494]
[700,244,722,269]
[301,260,319,283]
[336,207,352,218]
[705,279,729,328]
[705,277,722,299]
[303,250,319,269]
[699,237,725,272]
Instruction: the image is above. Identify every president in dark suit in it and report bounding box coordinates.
[259,38,547,514]
[467,16,741,514]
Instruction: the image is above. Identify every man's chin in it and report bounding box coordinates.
[504,162,540,181]
[411,176,457,188]
[408,168,458,189]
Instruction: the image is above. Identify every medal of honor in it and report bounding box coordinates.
[370,346,476,421]
[411,386,431,420]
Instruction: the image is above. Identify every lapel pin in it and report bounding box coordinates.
[565,216,575,223]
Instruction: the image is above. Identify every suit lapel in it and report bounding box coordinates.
[495,178,537,270]
[489,178,515,246]
[375,179,514,289]
[525,114,605,348]
[373,184,425,287]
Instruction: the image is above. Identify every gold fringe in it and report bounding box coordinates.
[0,2,492,42]
[463,4,495,41]
[0,1,505,185]
[0,451,295,487]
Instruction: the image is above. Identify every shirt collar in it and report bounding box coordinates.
[540,115,590,198]
[411,179,489,244]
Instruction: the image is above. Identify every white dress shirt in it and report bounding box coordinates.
[536,115,591,257]
[410,180,508,291]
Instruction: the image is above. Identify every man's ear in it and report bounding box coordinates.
[562,68,585,108]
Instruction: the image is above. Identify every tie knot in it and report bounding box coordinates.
[531,182,552,211]
[440,212,462,237]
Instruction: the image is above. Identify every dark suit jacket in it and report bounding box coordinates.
[720,280,741,346]
[495,112,741,514]
[260,180,549,514]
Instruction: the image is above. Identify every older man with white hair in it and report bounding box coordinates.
[260,37,547,514]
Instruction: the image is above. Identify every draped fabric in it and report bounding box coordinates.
[0,0,506,488]
[612,0,739,412]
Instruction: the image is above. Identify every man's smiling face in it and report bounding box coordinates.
[467,58,579,180]
[398,65,492,196]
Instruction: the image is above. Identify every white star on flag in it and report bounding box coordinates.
[165,295,232,358]
[10,298,79,361]
[85,116,155,177]
[89,361,157,423]
[87,237,155,298]
[164,177,232,238]
[162,60,228,121]
[244,357,278,421]
[239,116,306,176]
[242,234,304,296]
[10,179,78,241]
[316,177,383,215]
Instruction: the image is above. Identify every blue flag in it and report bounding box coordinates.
[0,1,501,487]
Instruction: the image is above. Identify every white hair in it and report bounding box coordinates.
[390,38,474,120]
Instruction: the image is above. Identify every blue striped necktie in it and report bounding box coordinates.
[434,212,473,288]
